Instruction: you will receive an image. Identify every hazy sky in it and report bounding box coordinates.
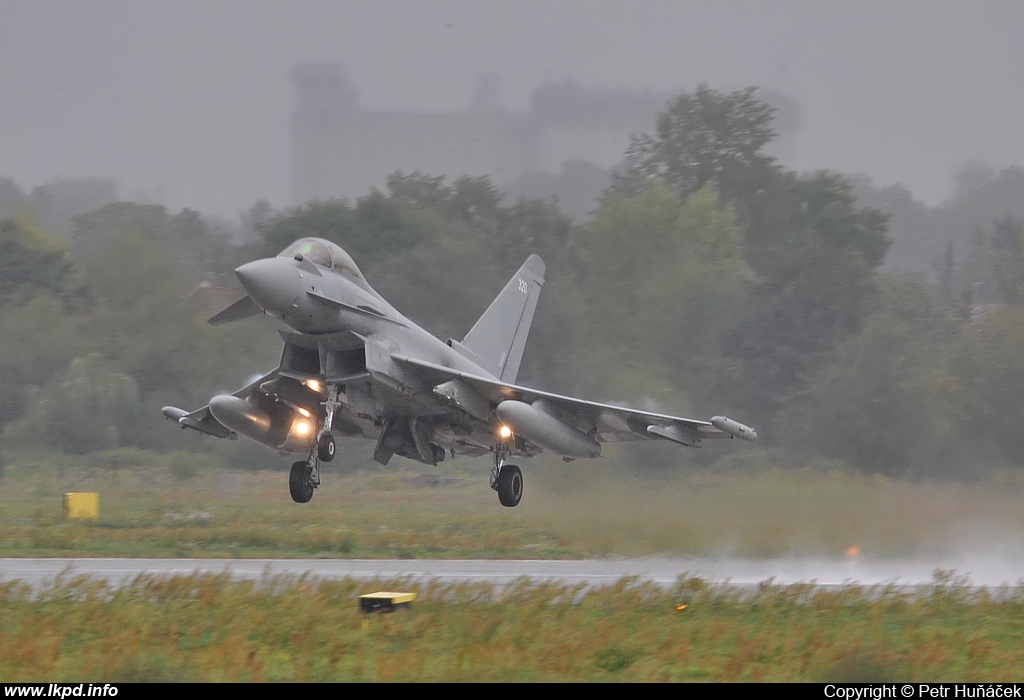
[2,0,1022,215]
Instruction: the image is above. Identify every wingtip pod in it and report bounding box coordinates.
[711,416,757,442]
[162,406,188,421]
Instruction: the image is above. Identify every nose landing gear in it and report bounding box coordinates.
[290,382,340,503]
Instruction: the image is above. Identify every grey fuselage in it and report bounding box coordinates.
[236,252,495,380]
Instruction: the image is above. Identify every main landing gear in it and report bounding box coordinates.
[289,459,316,503]
[490,443,523,508]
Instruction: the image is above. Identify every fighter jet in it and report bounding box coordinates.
[163,237,756,507]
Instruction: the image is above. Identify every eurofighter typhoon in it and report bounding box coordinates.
[163,238,757,506]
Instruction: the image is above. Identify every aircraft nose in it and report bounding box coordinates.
[235,258,302,315]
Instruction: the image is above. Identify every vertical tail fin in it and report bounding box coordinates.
[462,255,545,383]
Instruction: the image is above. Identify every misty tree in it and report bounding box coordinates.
[77,222,280,401]
[70,202,231,281]
[504,160,611,223]
[0,213,84,434]
[849,176,937,273]
[948,306,1024,468]
[920,164,1024,287]
[783,276,961,477]
[0,211,73,302]
[612,84,778,200]
[26,178,117,238]
[605,86,892,440]
[988,215,1024,304]
[569,182,753,411]
[0,212,281,450]
[6,354,141,454]
[259,198,361,257]
[945,163,1024,231]
[951,215,1024,309]
[933,239,971,318]
[239,198,274,244]
[0,178,25,220]
[717,170,891,441]
[0,294,83,432]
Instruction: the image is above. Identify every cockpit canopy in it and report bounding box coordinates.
[279,238,366,284]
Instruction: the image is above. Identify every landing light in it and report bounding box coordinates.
[305,379,322,393]
[294,420,312,436]
[499,425,513,440]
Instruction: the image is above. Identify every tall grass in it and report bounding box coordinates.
[1,573,1022,681]
[2,453,1024,559]
[528,462,1024,558]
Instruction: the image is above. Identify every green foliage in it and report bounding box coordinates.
[609,85,892,441]
[722,171,891,437]
[0,211,72,302]
[3,85,1024,481]
[943,164,1024,266]
[74,215,278,405]
[0,200,281,455]
[78,227,199,395]
[70,202,230,281]
[7,354,141,454]
[0,293,84,430]
[570,182,752,411]
[505,160,610,222]
[0,177,25,219]
[259,198,360,258]
[851,177,938,274]
[0,215,87,435]
[615,83,777,199]
[783,276,961,476]
[25,178,118,238]
[988,215,1024,304]
[947,306,1024,466]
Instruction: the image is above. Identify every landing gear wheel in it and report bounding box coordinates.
[317,432,336,462]
[495,464,523,508]
[289,461,315,503]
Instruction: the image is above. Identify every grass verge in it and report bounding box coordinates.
[1,452,1023,560]
[1,573,1022,681]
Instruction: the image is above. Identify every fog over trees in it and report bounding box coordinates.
[3,2,1024,478]
[3,77,1024,480]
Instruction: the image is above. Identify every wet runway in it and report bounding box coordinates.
[2,554,1023,591]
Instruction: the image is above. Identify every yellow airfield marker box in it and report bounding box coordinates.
[359,591,416,613]
[64,492,99,520]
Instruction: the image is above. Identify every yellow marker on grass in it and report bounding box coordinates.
[359,591,416,613]
[64,493,99,520]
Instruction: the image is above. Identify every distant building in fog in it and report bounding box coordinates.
[290,63,799,206]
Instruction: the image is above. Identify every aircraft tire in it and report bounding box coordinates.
[496,464,523,508]
[318,433,336,462]
[289,461,315,503]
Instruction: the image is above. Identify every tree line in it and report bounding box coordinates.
[2,84,1023,479]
